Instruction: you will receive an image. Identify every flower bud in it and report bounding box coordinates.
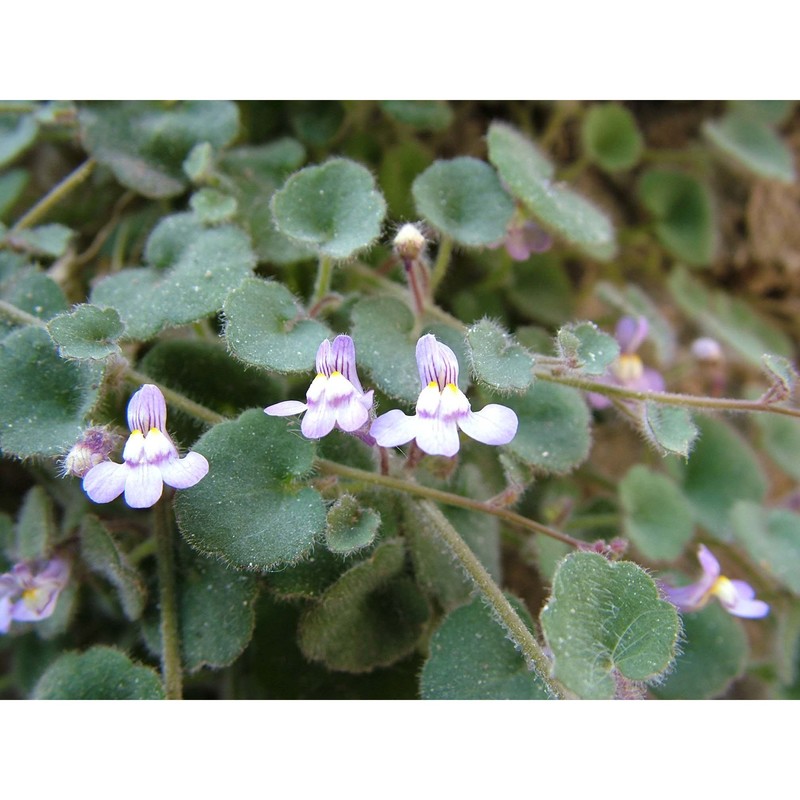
[690,336,723,364]
[62,426,119,478]
[393,223,427,263]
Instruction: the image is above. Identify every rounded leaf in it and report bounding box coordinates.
[581,103,644,172]
[420,595,550,699]
[297,539,430,673]
[704,114,796,184]
[47,304,124,360]
[380,100,454,131]
[32,646,164,699]
[174,410,327,571]
[0,326,103,458]
[271,158,386,259]
[412,157,515,246]
[504,381,591,474]
[466,319,534,393]
[556,321,620,375]
[325,494,381,554]
[487,121,617,260]
[223,277,330,373]
[638,169,716,266]
[540,552,680,699]
[619,466,694,561]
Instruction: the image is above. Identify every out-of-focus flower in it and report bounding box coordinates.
[370,334,518,457]
[61,426,120,478]
[83,384,209,509]
[587,316,665,409]
[265,335,374,440]
[0,558,70,634]
[663,544,769,619]
[489,218,553,261]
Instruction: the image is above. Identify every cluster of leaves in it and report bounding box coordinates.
[1,100,799,700]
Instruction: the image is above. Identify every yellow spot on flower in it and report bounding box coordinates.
[446,383,459,392]
[613,353,644,383]
[131,429,143,437]
[428,381,439,389]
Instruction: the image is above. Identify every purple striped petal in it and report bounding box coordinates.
[159,451,209,490]
[300,400,337,439]
[330,335,364,392]
[265,400,308,417]
[127,384,167,432]
[458,404,518,446]
[83,461,129,504]
[123,462,163,509]
[371,410,418,448]
[615,316,648,354]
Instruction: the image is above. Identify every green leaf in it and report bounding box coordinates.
[680,417,767,539]
[704,114,796,184]
[91,213,256,341]
[174,410,326,571]
[15,486,55,562]
[379,140,434,220]
[581,103,644,172]
[556,320,620,375]
[47,304,124,360]
[642,402,699,458]
[79,515,146,621]
[380,100,454,131]
[638,169,716,266]
[0,325,103,458]
[32,646,164,699]
[182,141,215,183]
[6,223,74,258]
[731,502,800,595]
[271,158,386,259]
[466,318,534,393]
[504,381,591,474]
[730,100,794,125]
[177,546,259,672]
[267,545,356,600]
[350,296,420,404]
[0,168,29,220]
[0,113,38,168]
[325,494,381,555]
[754,414,800,481]
[619,466,694,561]
[652,604,748,699]
[288,101,345,146]
[223,277,330,373]
[668,267,793,365]
[0,264,68,339]
[540,551,680,699]
[412,157,515,246]
[420,595,550,699]
[487,121,617,260]
[761,353,797,397]
[218,139,314,266]
[297,539,430,673]
[79,101,239,198]
[189,188,238,225]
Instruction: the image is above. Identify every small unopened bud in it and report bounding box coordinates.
[393,223,427,263]
[691,337,723,364]
[61,426,119,478]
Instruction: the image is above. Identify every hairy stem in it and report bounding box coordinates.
[315,458,584,548]
[11,159,95,232]
[413,499,567,698]
[429,236,454,295]
[535,369,800,419]
[311,255,334,308]
[153,497,182,700]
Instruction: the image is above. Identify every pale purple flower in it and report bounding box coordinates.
[82,384,209,509]
[490,219,553,261]
[0,558,70,634]
[265,335,374,439]
[588,316,665,409]
[370,334,518,457]
[663,545,769,619]
[690,336,724,364]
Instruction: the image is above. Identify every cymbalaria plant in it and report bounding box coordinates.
[1,100,798,700]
